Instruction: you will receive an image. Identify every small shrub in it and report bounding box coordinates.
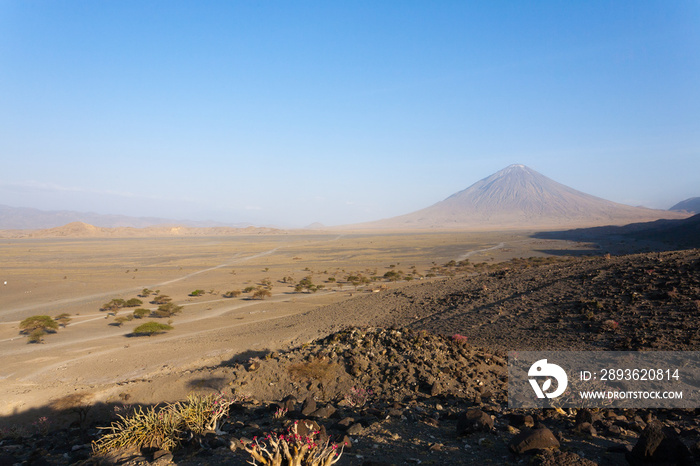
[451,334,469,345]
[133,308,150,319]
[132,322,173,336]
[383,270,401,281]
[223,290,242,298]
[54,313,72,328]
[243,286,256,293]
[51,393,92,427]
[601,319,620,332]
[189,289,205,297]
[113,316,133,326]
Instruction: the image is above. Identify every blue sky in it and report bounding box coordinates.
[1,1,698,227]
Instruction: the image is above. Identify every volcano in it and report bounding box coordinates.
[351,164,689,230]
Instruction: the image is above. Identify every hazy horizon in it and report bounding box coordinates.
[1,2,698,228]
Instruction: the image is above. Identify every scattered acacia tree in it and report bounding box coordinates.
[151,295,172,305]
[140,288,153,297]
[345,275,364,290]
[113,315,133,327]
[295,276,319,293]
[20,315,59,344]
[132,322,173,337]
[101,298,126,312]
[54,313,72,328]
[124,298,143,307]
[252,288,272,300]
[153,302,183,318]
[383,270,402,282]
[260,278,272,289]
[223,290,242,298]
[133,308,150,319]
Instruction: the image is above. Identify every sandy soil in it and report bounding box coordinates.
[0,231,592,422]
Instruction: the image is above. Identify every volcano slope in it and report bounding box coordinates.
[4,249,700,465]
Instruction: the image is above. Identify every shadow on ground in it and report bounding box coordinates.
[532,213,700,256]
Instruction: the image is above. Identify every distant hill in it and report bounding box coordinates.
[346,164,689,230]
[0,221,286,238]
[0,204,247,230]
[670,197,700,214]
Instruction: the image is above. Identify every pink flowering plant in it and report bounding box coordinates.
[343,386,372,408]
[244,421,345,466]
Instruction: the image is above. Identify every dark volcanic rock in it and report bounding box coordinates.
[509,426,561,454]
[300,395,317,416]
[456,408,494,436]
[627,420,692,465]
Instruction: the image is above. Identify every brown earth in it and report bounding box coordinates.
[0,233,698,465]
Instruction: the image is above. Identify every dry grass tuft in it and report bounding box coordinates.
[287,358,338,382]
[92,393,234,454]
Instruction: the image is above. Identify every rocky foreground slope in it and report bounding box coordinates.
[1,249,699,465]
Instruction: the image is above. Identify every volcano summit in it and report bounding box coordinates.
[352,164,688,230]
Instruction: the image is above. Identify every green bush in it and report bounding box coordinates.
[252,288,272,300]
[133,308,150,319]
[153,302,183,318]
[124,298,143,307]
[132,322,173,336]
[295,276,318,293]
[151,295,172,304]
[20,315,59,334]
[189,289,205,297]
[101,298,126,312]
[223,290,242,298]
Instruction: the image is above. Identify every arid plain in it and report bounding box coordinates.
[0,230,591,422]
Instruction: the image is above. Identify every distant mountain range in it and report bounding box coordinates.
[1,165,694,234]
[346,164,689,230]
[0,221,285,239]
[0,204,249,230]
[670,197,700,214]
